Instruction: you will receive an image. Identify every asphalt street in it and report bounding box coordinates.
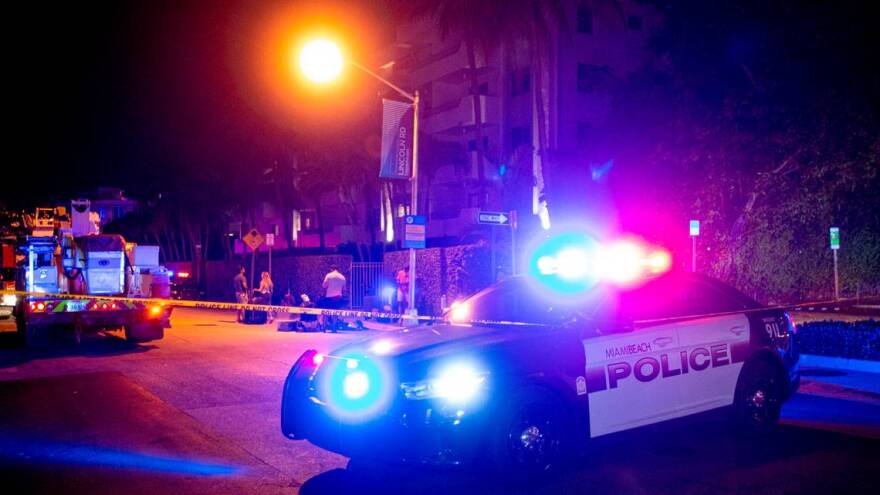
[0,308,878,494]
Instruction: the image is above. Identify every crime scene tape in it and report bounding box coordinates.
[0,289,858,329]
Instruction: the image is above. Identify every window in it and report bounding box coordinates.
[577,63,609,92]
[627,15,643,30]
[577,122,591,149]
[467,136,489,151]
[510,68,530,96]
[577,5,593,34]
[300,210,318,232]
[459,278,564,325]
[511,126,530,148]
[615,276,747,322]
[420,83,433,111]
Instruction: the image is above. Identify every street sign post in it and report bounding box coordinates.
[830,227,840,300]
[242,229,264,251]
[242,229,264,298]
[689,220,700,272]
[266,233,275,280]
[403,215,426,249]
[478,211,510,226]
[479,211,517,278]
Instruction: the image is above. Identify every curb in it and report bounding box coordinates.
[800,354,880,373]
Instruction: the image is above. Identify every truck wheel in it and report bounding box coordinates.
[733,359,783,433]
[125,321,164,342]
[490,386,570,479]
[24,323,48,347]
[14,313,28,346]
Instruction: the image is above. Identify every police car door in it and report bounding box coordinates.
[583,280,685,438]
[673,280,751,415]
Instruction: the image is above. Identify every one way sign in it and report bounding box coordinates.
[478,211,510,226]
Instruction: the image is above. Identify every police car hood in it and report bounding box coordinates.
[331,323,540,365]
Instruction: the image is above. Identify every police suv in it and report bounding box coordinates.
[281,268,799,474]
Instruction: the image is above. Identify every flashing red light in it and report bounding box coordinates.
[177,272,191,279]
[313,353,325,366]
[101,303,108,310]
[149,305,162,317]
[35,302,46,311]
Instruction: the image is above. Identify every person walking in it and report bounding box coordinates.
[258,271,275,323]
[395,266,410,315]
[233,266,248,322]
[321,265,346,331]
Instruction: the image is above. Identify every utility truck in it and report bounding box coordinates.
[11,201,172,345]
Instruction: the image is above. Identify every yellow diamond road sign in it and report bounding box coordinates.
[242,229,264,251]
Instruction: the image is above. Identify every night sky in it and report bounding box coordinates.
[6,0,878,210]
[7,0,394,208]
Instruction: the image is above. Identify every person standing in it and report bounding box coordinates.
[259,271,275,323]
[321,266,346,330]
[233,266,248,322]
[395,266,410,315]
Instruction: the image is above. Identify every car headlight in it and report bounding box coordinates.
[2,294,16,306]
[401,364,488,402]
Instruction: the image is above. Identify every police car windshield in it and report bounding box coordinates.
[455,277,597,327]
[455,273,761,328]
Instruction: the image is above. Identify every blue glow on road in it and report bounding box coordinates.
[0,435,241,476]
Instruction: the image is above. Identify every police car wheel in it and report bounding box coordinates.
[735,360,783,432]
[493,388,568,477]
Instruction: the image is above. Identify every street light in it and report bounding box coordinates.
[298,38,421,323]
[299,39,344,83]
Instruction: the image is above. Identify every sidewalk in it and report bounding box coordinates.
[799,366,880,405]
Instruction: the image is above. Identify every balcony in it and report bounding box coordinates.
[425,95,500,137]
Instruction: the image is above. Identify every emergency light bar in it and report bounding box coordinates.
[529,233,671,295]
[536,240,670,283]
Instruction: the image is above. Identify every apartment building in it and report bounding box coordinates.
[379,0,659,241]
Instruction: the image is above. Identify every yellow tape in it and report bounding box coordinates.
[1,289,439,323]
[0,289,855,329]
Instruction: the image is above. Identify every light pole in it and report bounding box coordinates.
[299,40,421,320]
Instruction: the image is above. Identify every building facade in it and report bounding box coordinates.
[378,0,659,242]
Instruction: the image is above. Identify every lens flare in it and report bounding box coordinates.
[450,303,471,323]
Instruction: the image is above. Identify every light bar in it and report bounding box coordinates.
[530,234,672,291]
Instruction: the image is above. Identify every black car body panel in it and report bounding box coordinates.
[281,272,799,464]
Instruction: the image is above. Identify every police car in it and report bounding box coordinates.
[281,241,799,474]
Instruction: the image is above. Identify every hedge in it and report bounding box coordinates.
[797,319,880,361]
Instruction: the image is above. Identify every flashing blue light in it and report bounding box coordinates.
[343,371,369,399]
[319,353,395,423]
[528,232,600,296]
[167,270,175,278]
[498,164,508,177]
[381,286,395,300]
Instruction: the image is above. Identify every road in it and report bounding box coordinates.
[1,308,878,494]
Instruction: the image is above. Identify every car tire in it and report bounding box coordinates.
[490,386,570,479]
[733,359,783,433]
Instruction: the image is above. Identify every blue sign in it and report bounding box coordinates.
[403,215,426,249]
[379,99,414,180]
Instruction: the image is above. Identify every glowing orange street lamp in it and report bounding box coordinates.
[298,38,421,322]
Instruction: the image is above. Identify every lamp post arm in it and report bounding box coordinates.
[349,60,415,102]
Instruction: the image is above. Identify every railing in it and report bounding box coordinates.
[349,262,385,309]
